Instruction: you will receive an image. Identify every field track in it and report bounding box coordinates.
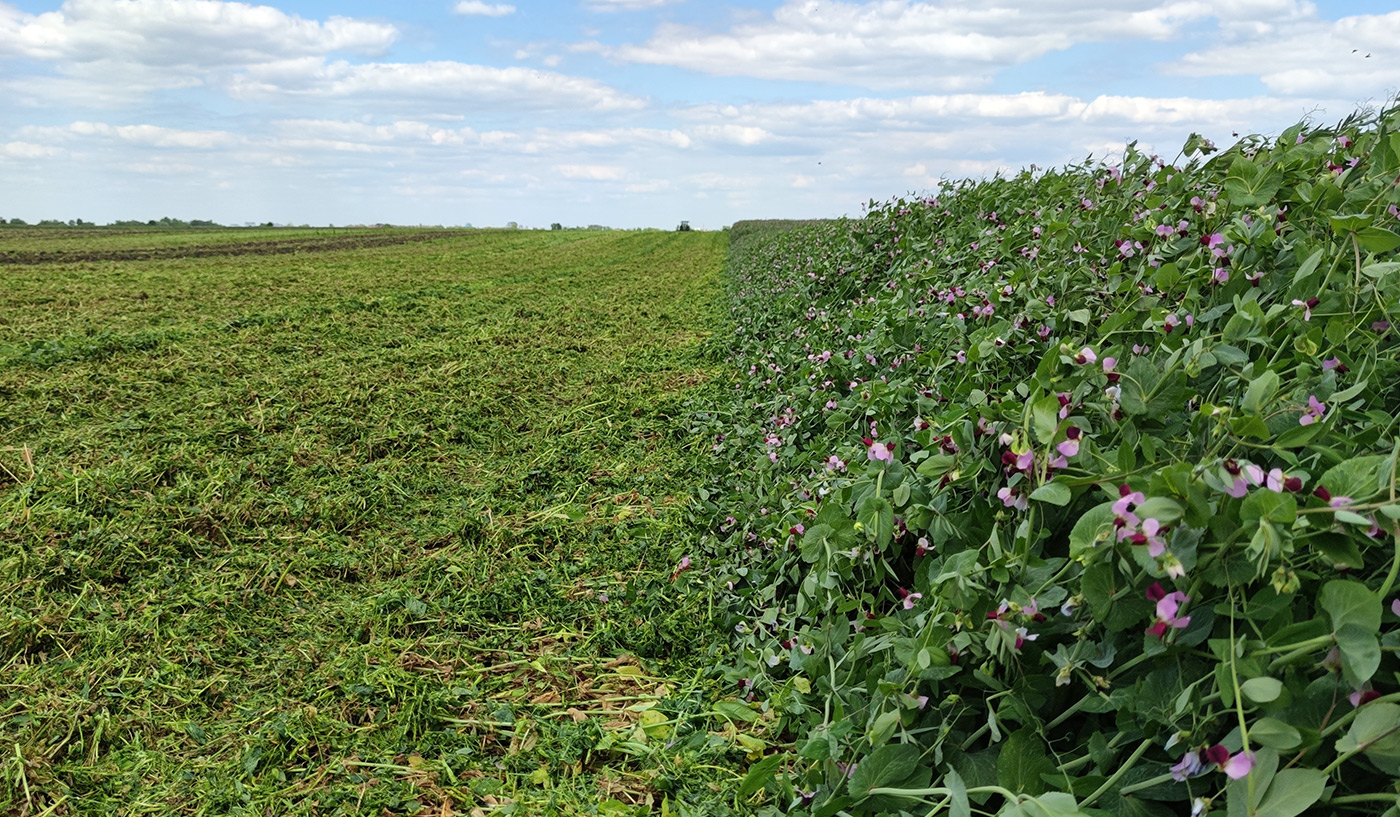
[0,230,462,265]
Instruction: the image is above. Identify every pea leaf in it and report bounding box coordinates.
[1030,481,1072,506]
[849,743,922,800]
[1320,580,1381,632]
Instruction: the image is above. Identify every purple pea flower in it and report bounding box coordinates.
[1299,394,1326,426]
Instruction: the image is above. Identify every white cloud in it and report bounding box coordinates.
[586,0,682,11]
[0,141,62,159]
[228,60,647,112]
[453,1,516,17]
[556,164,627,180]
[598,0,1338,91]
[21,121,240,148]
[1164,10,1400,97]
[0,0,396,65]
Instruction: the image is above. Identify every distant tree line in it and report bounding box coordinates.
[0,216,222,228]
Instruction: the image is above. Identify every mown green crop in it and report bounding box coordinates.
[0,229,760,815]
[699,106,1400,815]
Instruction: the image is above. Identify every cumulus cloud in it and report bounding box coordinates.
[0,0,396,65]
[585,0,683,11]
[453,1,515,17]
[228,60,647,112]
[1164,9,1400,98]
[598,0,1335,91]
[1,141,63,159]
[556,164,627,180]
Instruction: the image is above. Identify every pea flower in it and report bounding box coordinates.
[1163,313,1180,333]
[1102,356,1118,382]
[997,486,1028,511]
[1292,298,1318,321]
[865,438,894,462]
[1074,346,1097,365]
[1205,745,1254,779]
[1299,394,1326,425]
[1145,582,1190,637]
[1057,426,1083,457]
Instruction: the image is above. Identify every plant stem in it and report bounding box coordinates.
[1080,738,1153,808]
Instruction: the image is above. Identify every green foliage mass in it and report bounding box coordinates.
[700,107,1400,815]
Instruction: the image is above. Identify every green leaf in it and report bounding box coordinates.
[1030,481,1072,506]
[1320,580,1382,632]
[1241,490,1296,526]
[800,523,833,563]
[848,743,922,800]
[945,767,971,817]
[1136,496,1183,524]
[916,453,955,479]
[738,753,784,798]
[1241,677,1284,703]
[1335,623,1381,687]
[1290,247,1325,286]
[1358,226,1400,253]
[1243,369,1279,413]
[1318,455,1389,502]
[1069,501,1117,560]
[713,701,760,723]
[1224,157,1282,206]
[997,729,1054,796]
[1334,509,1375,527]
[858,496,895,549]
[1032,395,1061,444]
[1253,769,1326,817]
[1330,212,1375,233]
[1251,717,1302,750]
[1336,703,1400,775]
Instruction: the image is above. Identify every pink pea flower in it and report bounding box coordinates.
[1131,518,1168,557]
[826,455,847,472]
[1212,267,1229,284]
[1146,582,1190,637]
[1349,684,1381,707]
[1292,298,1318,322]
[1057,426,1083,458]
[1075,347,1097,365]
[1299,394,1326,425]
[900,589,923,610]
[1392,598,1400,617]
[1225,477,1250,498]
[1013,626,1037,650]
[1163,313,1180,333]
[1204,745,1254,779]
[1201,233,1224,249]
[1101,356,1118,383]
[1322,357,1342,371]
[997,486,1028,511]
[1113,485,1144,512]
[865,438,894,462]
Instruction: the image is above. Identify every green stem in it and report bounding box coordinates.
[1325,793,1400,806]
[1080,738,1153,808]
[1118,771,1176,797]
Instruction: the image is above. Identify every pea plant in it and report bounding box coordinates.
[698,106,1400,816]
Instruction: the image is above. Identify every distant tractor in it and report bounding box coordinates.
[676,220,692,232]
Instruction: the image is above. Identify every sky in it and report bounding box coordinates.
[1,1,1398,229]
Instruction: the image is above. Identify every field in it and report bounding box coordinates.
[0,228,748,815]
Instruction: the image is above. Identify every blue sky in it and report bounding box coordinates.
[2,1,1397,228]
